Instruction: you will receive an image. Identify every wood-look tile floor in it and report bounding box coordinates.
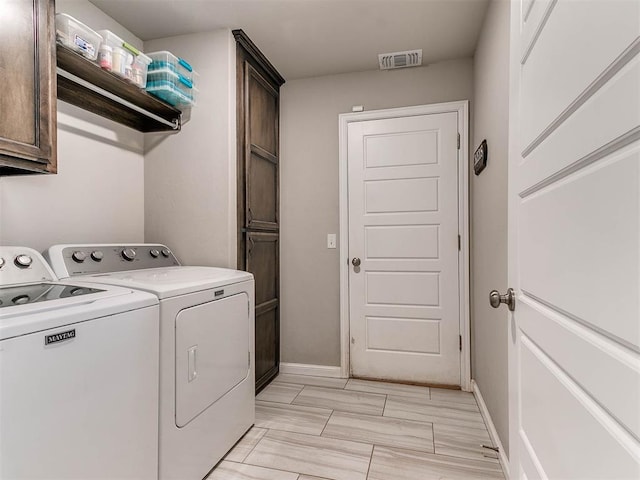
[207,376,504,480]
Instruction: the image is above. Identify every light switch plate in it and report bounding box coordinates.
[327,234,337,249]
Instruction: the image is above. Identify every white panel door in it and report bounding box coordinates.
[348,112,461,385]
[508,1,640,478]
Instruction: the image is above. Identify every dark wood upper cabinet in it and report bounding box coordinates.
[234,29,284,393]
[0,0,57,175]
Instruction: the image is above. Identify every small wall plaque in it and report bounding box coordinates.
[474,139,488,175]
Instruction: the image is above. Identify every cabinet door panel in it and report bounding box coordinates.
[0,0,56,174]
[248,64,278,156]
[254,304,278,385]
[246,232,279,390]
[246,232,278,308]
[245,62,280,231]
[247,146,278,230]
[0,1,36,145]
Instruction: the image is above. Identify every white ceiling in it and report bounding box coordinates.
[89,0,489,80]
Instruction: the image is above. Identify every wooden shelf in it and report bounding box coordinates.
[56,46,182,132]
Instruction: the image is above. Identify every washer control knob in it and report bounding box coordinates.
[121,248,136,261]
[72,251,87,263]
[161,248,171,258]
[0,257,5,269]
[14,254,33,268]
[91,250,104,262]
[149,249,160,258]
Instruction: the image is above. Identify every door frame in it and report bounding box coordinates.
[338,101,471,390]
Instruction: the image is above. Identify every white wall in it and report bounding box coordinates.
[0,0,145,252]
[143,30,236,268]
[280,60,474,366]
[471,0,510,456]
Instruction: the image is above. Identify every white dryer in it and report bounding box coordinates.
[45,244,255,480]
[0,247,159,479]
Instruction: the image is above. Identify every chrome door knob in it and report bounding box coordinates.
[351,257,361,267]
[489,288,516,311]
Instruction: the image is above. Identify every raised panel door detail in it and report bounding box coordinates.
[255,306,278,383]
[519,337,639,479]
[248,65,278,156]
[518,54,640,195]
[365,130,438,168]
[246,232,279,389]
[247,233,279,306]
[518,299,640,440]
[247,147,278,230]
[365,178,439,214]
[366,317,440,354]
[366,272,440,307]
[519,0,639,151]
[520,150,639,348]
[366,225,439,259]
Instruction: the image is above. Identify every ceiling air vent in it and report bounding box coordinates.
[378,49,423,70]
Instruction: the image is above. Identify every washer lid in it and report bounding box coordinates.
[0,282,158,340]
[74,266,253,299]
[0,283,104,309]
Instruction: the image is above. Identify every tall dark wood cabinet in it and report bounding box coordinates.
[0,0,57,175]
[234,30,285,392]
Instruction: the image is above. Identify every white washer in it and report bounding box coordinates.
[0,246,159,480]
[45,244,255,480]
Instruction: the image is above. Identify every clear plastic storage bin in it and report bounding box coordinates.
[146,51,198,86]
[56,13,103,60]
[146,68,198,108]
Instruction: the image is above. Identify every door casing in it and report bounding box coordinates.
[338,101,471,390]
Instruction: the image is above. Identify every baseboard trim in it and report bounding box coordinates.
[472,379,510,479]
[279,362,344,378]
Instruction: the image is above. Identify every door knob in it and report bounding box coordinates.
[351,257,361,267]
[489,288,516,311]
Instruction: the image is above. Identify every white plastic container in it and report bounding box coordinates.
[97,44,112,70]
[131,52,152,88]
[97,30,124,49]
[55,13,103,60]
[112,46,133,80]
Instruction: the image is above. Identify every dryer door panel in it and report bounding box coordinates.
[175,293,250,427]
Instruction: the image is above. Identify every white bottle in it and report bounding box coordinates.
[97,44,113,71]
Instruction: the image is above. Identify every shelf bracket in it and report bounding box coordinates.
[56,67,181,130]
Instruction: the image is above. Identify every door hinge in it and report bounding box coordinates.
[459,335,462,351]
[248,351,251,368]
[457,133,460,150]
[458,234,461,251]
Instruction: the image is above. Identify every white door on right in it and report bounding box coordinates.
[508,0,640,479]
